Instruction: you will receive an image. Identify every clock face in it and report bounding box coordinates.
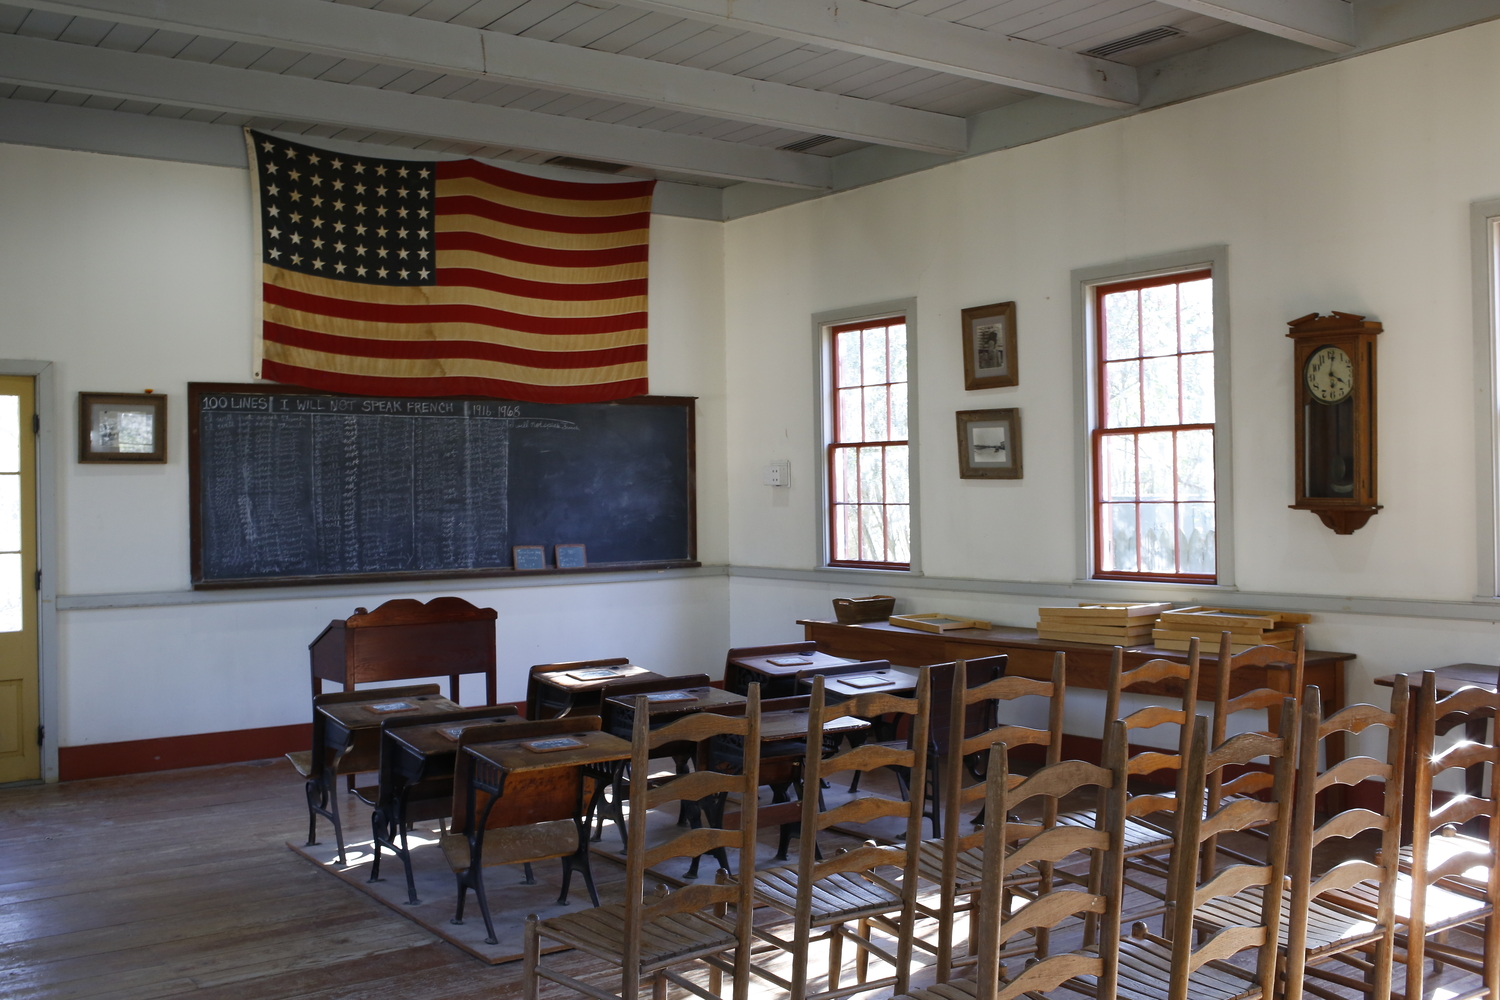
[1304,345,1353,404]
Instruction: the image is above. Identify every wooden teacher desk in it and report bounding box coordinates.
[796,618,1356,751]
[309,597,498,704]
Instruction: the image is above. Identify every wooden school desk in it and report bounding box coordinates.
[309,597,498,703]
[601,686,746,738]
[723,649,861,697]
[527,663,665,719]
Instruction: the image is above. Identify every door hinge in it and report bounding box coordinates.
[34,568,41,591]
[36,725,44,747]
[32,413,39,434]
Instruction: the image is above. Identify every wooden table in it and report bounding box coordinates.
[724,649,861,697]
[309,597,497,703]
[311,689,461,864]
[372,711,521,903]
[460,729,633,944]
[529,664,665,719]
[1376,663,1498,839]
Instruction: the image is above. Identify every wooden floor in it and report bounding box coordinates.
[0,758,585,1000]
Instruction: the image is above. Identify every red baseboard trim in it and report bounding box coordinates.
[58,723,313,781]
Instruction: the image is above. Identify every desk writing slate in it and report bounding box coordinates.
[189,384,696,587]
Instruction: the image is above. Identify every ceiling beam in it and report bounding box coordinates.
[614,0,1138,108]
[1153,0,1355,52]
[0,33,831,188]
[23,0,966,154]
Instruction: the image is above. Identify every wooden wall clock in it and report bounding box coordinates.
[1287,311,1382,534]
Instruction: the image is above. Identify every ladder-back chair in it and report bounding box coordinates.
[751,668,931,1000]
[1056,642,1200,930]
[1116,705,1297,1000]
[914,652,1064,980]
[523,687,763,1000]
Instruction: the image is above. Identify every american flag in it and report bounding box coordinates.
[246,130,653,403]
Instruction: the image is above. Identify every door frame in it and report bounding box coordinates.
[0,361,57,783]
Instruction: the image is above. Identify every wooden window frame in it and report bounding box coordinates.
[1091,269,1217,584]
[827,316,910,571]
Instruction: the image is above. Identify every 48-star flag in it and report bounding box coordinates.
[246,130,654,402]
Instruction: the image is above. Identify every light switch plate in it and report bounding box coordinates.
[763,460,791,487]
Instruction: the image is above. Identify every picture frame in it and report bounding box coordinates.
[961,301,1018,390]
[79,392,167,463]
[956,408,1022,480]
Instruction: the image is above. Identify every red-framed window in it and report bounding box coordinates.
[828,316,909,569]
[1093,270,1216,583]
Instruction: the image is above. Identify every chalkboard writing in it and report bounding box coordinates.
[189,384,696,587]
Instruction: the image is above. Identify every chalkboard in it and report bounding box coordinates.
[188,384,696,588]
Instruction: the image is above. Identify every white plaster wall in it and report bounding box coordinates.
[722,19,1500,606]
[0,142,730,746]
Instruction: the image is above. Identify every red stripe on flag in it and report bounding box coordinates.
[437,267,646,301]
[437,159,656,201]
[436,230,648,267]
[265,322,648,369]
[264,284,647,336]
[261,358,649,404]
[435,195,650,234]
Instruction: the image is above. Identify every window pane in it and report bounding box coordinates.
[1141,284,1178,357]
[1102,503,1137,572]
[0,475,18,552]
[0,552,19,632]
[1103,291,1138,360]
[1177,429,1214,501]
[888,327,907,383]
[862,326,888,385]
[1139,503,1176,574]
[1100,435,1136,501]
[889,383,908,440]
[833,447,858,503]
[885,445,909,503]
[1180,278,1213,351]
[0,396,17,475]
[887,504,911,564]
[1179,502,1216,574]
[858,446,885,503]
[834,505,859,562]
[1142,355,1180,426]
[838,388,862,443]
[837,330,862,387]
[860,504,886,562]
[1137,431,1174,500]
[1104,361,1140,428]
[863,385,889,441]
[1181,352,1214,424]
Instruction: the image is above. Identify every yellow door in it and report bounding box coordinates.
[0,375,38,783]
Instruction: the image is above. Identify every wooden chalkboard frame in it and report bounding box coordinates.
[188,383,697,589]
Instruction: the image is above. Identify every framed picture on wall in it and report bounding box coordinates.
[78,392,167,463]
[956,408,1021,479]
[961,301,1018,390]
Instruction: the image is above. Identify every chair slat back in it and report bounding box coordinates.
[1106,642,1200,846]
[1166,705,1297,1000]
[971,721,1128,1000]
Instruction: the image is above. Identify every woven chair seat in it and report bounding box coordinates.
[753,865,901,923]
[1115,935,1264,1000]
[537,901,736,974]
[1193,885,1379,954]
[1322,872,1491,930]
[1398,834,1491,886]
[1056,810,1174,854]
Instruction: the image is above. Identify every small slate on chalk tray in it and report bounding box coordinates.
[512,545,546,570]
[524,736,586,753]
[555,543,587,569]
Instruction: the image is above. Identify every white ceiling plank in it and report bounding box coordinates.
[1152,0,1354,52]
[25,0,966,153]
[0,31,831,186]
[613,0,1139,107]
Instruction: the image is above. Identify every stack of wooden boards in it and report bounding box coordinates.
[1151,606,1311,653]
[1034,603,1171,645]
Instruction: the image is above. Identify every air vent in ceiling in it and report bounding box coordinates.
[1083,25,1184,59]
[544,155,628,174]
[779,134,839,153]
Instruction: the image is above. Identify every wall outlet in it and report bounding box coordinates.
[763,460,791,487]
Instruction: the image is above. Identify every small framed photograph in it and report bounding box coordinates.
[962,301,1018,390]
[79,392,167,463]
[555,543,587,569]
[957,408,1022,480]
[513,545,546,570]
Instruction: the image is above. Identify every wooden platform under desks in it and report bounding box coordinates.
[797,617,1354,716]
